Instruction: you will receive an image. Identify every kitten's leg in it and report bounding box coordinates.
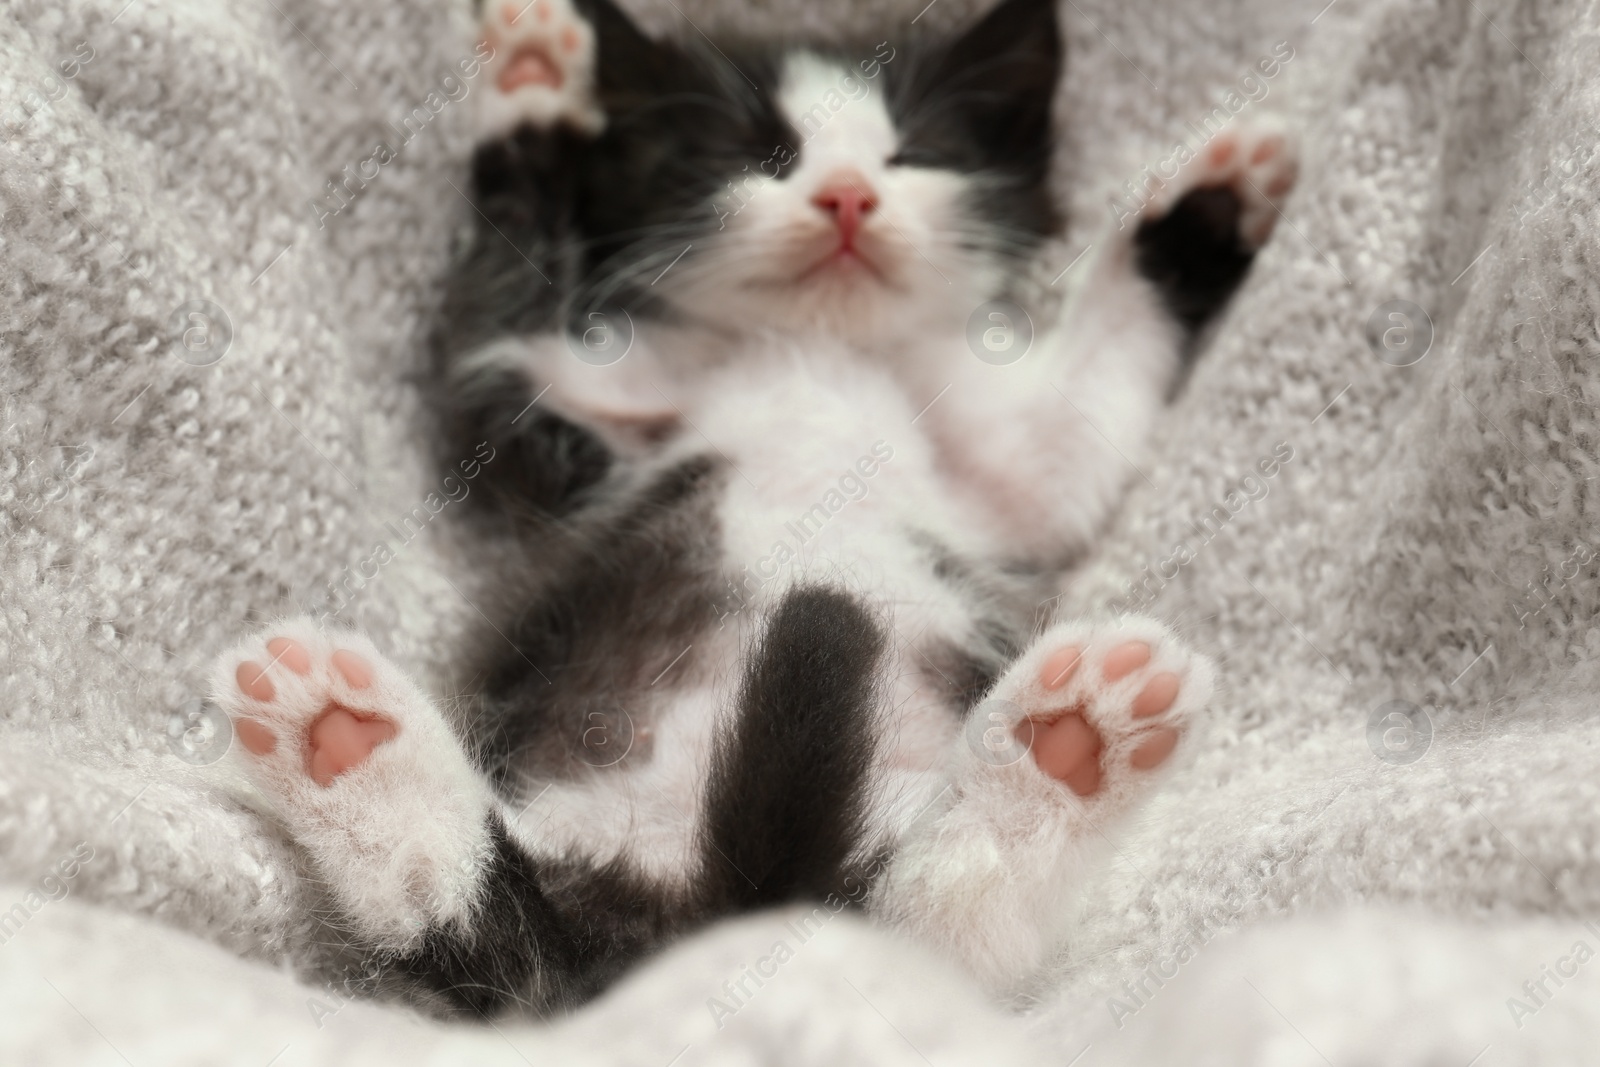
[925,123,1299,560]
[435,0,617,515]
[212,620,667,1014]
[869,617,1213,996]
[460,0,607,319]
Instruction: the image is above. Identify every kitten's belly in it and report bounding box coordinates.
[505,340,993,882]
[508,677,730,881]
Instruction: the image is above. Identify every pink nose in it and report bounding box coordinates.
[812,177,877,248]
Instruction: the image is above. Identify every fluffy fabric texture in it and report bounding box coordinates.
[3,0,1600,1063]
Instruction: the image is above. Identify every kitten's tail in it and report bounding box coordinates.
[695,585,887,912]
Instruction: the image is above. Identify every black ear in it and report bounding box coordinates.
[892,0,1062,176]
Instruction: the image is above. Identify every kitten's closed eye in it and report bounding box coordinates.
[884,148,932,168]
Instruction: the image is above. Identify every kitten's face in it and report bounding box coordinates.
[572,0,1061,347]
[673,52,973,341]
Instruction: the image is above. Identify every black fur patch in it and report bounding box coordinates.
[431,125,616,517]
[447,392,615,518]
[1134,186,1257,341]
[570,1,792,319]
[467,454,727,786]
[697,585,888,910]
[885,0,1062,243]
[396,812,683,1016]
[911,531,1037,712]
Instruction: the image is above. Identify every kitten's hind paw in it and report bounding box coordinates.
[986,618,1213,813]
[213,620,493,949]
[476,0,605,138]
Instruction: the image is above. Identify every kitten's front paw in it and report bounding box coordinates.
[477,0,604,137]
[1146,121,1299,249]
[213,620,492,949]
[999,619,1212,806]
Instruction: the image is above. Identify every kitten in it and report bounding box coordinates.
[212,0,1296,1015]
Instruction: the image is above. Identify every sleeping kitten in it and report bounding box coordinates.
[213,0,1296,1014]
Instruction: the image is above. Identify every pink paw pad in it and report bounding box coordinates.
[228,641,397,787]
[236,661,275,702]
[499,46,563,92]
[307,706,397,788]
[332,648,373,689]
[1019,640,1185,797]
[235,717,277,756]
[266,637,312,675]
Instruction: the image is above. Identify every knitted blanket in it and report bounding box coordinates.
[4,0,1599,1063]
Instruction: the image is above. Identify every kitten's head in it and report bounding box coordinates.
[571,0,1062,346]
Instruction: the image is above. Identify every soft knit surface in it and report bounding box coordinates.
[4,0,1600,1063]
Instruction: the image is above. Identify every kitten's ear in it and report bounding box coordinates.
[910,0,1062,173]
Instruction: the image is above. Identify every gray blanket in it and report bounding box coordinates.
[4,0,1600,1062]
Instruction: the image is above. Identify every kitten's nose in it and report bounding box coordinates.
[812,173,877,248]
